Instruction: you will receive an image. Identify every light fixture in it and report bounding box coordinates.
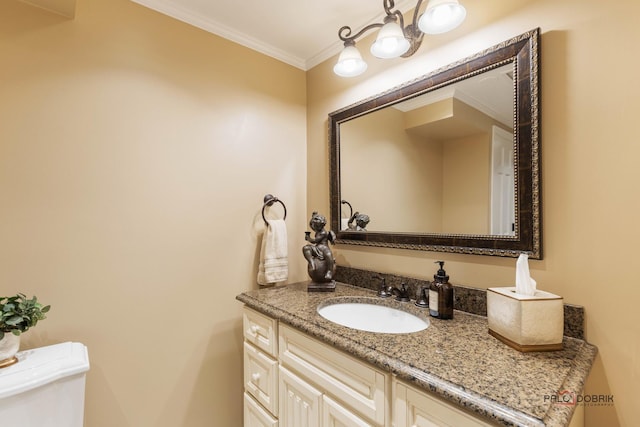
[370,15,410,59]
[419,0,466,34]
[334,0,466,77]
[333,40,368,77]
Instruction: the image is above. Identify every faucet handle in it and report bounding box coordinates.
[374,275,391,298]
[393,283,411,302]
[415,285,428,308]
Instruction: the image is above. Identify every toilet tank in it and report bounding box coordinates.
[0,342,90,427]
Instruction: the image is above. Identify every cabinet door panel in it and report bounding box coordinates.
[279,324,388,425]
[394,381,493,427]
[323,395,373,427]
[279,366,321,427]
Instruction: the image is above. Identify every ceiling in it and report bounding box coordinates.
[130,0,417,71]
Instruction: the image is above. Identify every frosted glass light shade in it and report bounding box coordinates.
[333,45,368,77]
[418,0,466,34]
[370,21,410,59]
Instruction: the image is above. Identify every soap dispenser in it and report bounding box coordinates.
[428,261,454,319]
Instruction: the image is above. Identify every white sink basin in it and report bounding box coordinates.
[318,301,429,334]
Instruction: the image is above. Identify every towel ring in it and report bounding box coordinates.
[341,200,353,219]
[262,194,287,225]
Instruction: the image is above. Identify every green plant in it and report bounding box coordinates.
[0,294,50,340]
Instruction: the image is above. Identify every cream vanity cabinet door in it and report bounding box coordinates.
[393,380,494,427]
[323,394,374,427]
[279,365,322,427]
[243,307,279,425]
[279,324,389,426]
[278,365,373,427]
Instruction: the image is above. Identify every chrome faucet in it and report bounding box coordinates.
[390,283,410,302]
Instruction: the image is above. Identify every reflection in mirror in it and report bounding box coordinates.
[329,28,541,258]
[340,200,370,231]
[340,63,515,236]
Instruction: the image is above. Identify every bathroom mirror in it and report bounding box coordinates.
[329,28,541,258]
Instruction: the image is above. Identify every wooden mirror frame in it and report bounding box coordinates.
[328,28,541,258]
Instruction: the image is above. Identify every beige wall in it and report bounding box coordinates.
[307,0,640,426]
[0,1,307,426]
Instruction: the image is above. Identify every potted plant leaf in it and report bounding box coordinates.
[0,294,50,368]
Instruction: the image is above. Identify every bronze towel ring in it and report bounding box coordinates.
[262,194,287,225]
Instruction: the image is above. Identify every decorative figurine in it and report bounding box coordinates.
[303,212,337,292]
[347,212,370,231]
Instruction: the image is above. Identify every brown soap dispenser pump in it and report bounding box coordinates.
[428,261,454,319]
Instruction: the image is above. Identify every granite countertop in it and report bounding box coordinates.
[236,282,597,427]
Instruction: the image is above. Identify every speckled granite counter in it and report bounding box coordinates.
[236,282,597,427]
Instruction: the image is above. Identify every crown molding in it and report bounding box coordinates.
[130,0,307,70]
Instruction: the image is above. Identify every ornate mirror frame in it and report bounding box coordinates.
[328,28,541,258]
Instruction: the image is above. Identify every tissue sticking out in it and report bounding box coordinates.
[515,253,537,296]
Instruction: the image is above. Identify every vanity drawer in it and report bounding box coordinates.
[244,392,278,427]
[244,342,278,416]
[243,307,278,357]
[279,324,388,426]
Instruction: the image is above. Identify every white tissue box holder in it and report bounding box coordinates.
[487,287,564,352]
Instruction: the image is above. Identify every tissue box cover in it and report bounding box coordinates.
[487,287,563,352]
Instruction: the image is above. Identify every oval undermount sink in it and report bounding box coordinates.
[318,301,429,334]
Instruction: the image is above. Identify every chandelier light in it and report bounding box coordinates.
[333,0,466,77]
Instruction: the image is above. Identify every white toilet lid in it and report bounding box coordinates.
[0,341,89,399]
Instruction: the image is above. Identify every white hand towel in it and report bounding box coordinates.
[257,219,288,286]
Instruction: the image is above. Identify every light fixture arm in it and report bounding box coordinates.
[384,0,406,30]
[401,0,426,57]
[338,23,384,44]
[337,0,427,56]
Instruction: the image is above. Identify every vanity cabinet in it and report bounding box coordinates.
[242,306,544,427]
